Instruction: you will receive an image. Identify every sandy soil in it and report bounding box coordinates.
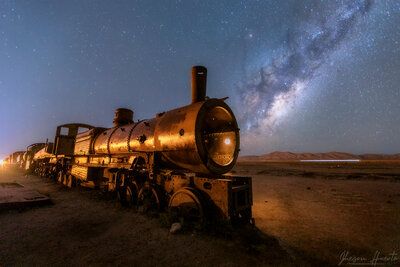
[1,161,399,266]
[0,168,295,267]
[232,161,400,264]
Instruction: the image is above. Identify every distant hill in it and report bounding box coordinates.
[359,153,400,160]
[238,151,400,161]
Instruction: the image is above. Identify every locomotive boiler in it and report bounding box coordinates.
[32,66,253,222]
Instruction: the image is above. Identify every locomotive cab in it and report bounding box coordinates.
[53,123,94,155]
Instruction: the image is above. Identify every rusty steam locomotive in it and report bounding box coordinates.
[5,66,253,222]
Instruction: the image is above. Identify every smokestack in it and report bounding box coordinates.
[191,66,207,104]
[113,108,133,127]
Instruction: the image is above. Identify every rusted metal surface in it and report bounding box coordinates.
[27,143,46,152]
[169,187,204,220]
[129,119,157,151]
[163,173,252,220]
[8,151,25,166]
[157,98,239,174]
[84,65,239,174]
[108,124,133,153]
[113,108,133,127]
[74,128,106,155]
[90,98,239,174]
[23,143,46,170]
[191,66,207,104]
[33,144,54,160]
[74,132,92,155]
[53,123,93,155]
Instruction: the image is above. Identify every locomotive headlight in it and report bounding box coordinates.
[224,138,231,145]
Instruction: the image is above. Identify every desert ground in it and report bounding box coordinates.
[1,161,399,266]
[233,160,400,265]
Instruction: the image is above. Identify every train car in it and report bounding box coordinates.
[32,142,54,176]
[21,143,46,171]
[32,66,253,222]
[33,123,93,179]
[8,151,25,168]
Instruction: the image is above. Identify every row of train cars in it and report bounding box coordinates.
[1,66,253,223]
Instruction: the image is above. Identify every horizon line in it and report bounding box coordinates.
[300,159,360,162]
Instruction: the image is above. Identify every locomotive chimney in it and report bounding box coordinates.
[113,108,133,127]
[191,66,207,104]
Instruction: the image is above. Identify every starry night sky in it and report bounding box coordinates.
[0,0,399,158]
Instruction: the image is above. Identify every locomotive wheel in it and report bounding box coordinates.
[66,174,76,188]
[137,184,160,212]
[50,171,57,181]
[116,172,126,204]
[57,171,64,184]
[54,169,61,181]
[65,174,70,186]
[62,173,68,186]
[168,187,204,221]
[52,168,58,180]
[119,182,139,207]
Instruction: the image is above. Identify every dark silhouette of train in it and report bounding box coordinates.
[4,66,253,222]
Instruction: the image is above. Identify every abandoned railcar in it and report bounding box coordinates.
[32,66,253,222]
[20,143,46,171]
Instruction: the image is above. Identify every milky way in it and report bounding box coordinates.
[238,0,372,134]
